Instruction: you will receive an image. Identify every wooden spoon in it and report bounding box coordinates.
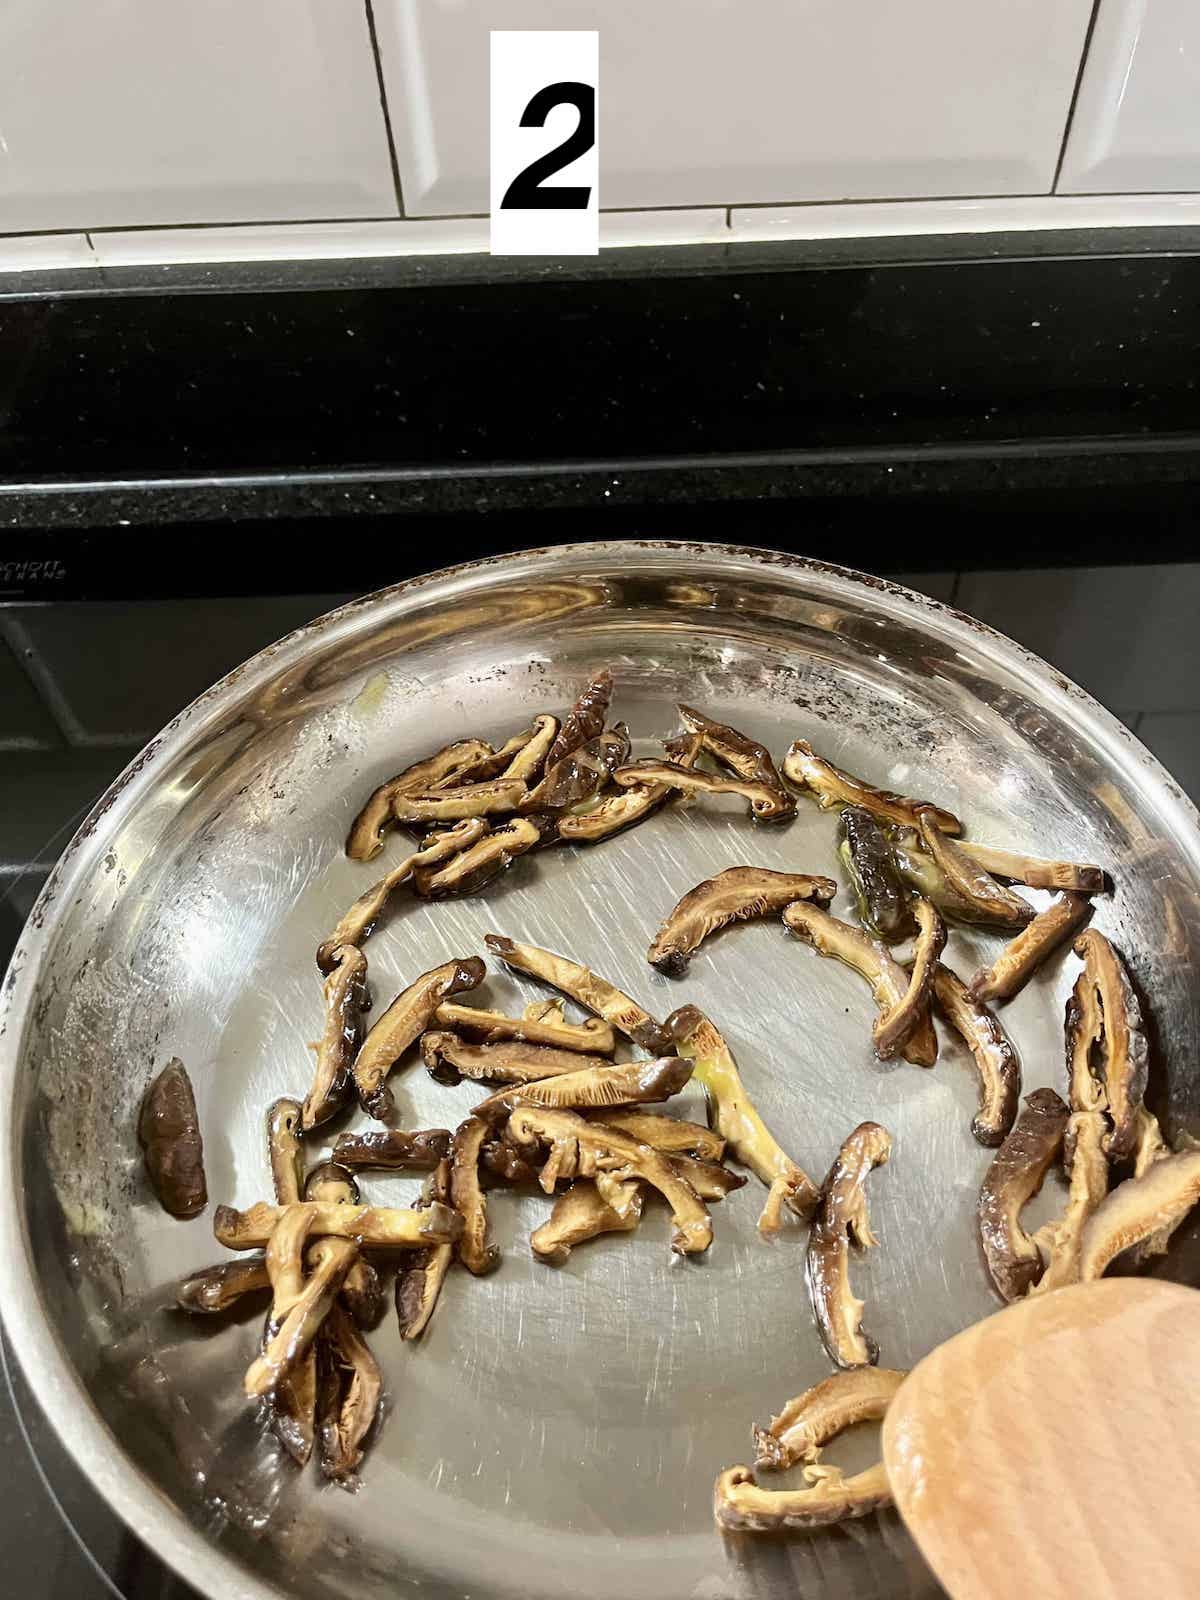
[882,1279,1200,1600]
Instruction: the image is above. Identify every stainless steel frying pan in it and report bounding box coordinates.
[2,542,1197,1600]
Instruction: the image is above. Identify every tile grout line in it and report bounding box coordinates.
[1051,0,1104,194]
[363,0,406,218]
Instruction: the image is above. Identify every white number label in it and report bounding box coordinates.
[491,31,599,257]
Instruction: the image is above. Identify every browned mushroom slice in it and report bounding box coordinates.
[391,777,526,824]
[781,902,937,1068]
[544,668,613,767]
[177,1255,271,1314]
[395,1158,455,1340]
[214,1200,462,1251]
[559,730,704,843]
[647,866,837,976]
[872,897,945,1060]
[506,1106,713,1255]
[354,955,485,1121]
[970,892,1093,1006]
[677,703,792,802]
[473,1055,693,1119]
[138,1058,207,1219]
[500,713,559,784]
[1129,1110,1176,1260]
[450,1115,499,1276]
[1031,1111,1109,1294]
[668,1004,819,1229]
[977,1088,1069,1302]
[1065,968,1107,1113]
[1074,930,1149,1160]
[887,828,987,924]
[838,806,917,944]
[479,1134,541,1188]
[434,1001,615,1056]
[915,809,1033,929]
[530,1178,645,1264]
[318,820,487,969]
[931,966,1020,1146]
[957,842,1106,895]
[753,1367,908,1472]
[302,1162,384,1331]
[266,1097,304,1204]
[316,1302,382,1486]
[245,1231,359,1397]
[668,1154,747,1201]
[485,934,671,1056]
[782,738,962,835]
[254,1203,318,1458]
[412,816,543,899]
[714,1462,892,1532]
[594,1109,726,1161]
[807,1122,892,1368]
[272,1354,318,1467]
[520,725,630,813]
[421,1032,611,1087]
[1079,1147,1200,1281]
[332,1128,451,1171]
[302,944,368,1130]
[346,738,494,861]
[612,760,794,823]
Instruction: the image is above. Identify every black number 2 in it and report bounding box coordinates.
[501,81,594,210]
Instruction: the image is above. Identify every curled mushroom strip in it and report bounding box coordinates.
[838,806,916,943]
[484,934,671,1055]
[138,1058,207,1219]
[677,703,792,801]
[506,1106,713,1256]
[977,1088,1069,1302]
[1079,1147,1200,1281]
[1074,930,1149,1160]
[545,669,613,767]
[413,816,543,899]
[807,1122,892,1369]
[302,945,368,1131]
[558,731,703,843]
[593,1109,726,1161]
[214,1200,462,1251]
[303,1162,384,1330]
[474,1055,693,1119]
[970,892,1093,1006]
[266,1097,304,1205]
[346,739,493,861]
[395,1158,455,1339]
[1066,968,1107,1114]
[520,726,630,814]
[531,1179,645,1265]
[669,1155,746,1201]
[753,1367,908,1472]
[501,713,558,784]
[932,966,1020,1146]
[421,1032,613,1087]
[613,760,794,822]
[391,777,526,825]
[782,902,937,1068]
[915,809,1033,929]
[332,1128,451,1171]
[434,1001,615,1056]
[872,896,944,1061]
[668,1004,818,1229]
[177,1256,270,1314]
[782,738,961,835]
[1031,1111,1109,1294]
[647,866,837,976]
[245,1231,359,1397]
[1128,1109,1177,1261]
[354,955,485,1121]
[317,1302,382,1486]
[450,1115,499,1276]
[957,841,1106,895]
[318,820,487,968]
[714,1462,892,1533]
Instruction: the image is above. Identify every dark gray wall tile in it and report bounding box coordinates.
[1137,712,1200,802]
[1,748,141,873]
[0,636,62,749]
[881,571,957,603]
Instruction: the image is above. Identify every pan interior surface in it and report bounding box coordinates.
[3,545,1198,1600]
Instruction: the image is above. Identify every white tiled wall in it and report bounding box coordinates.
[1,1,1199,267]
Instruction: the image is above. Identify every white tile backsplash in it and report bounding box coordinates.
[0,234,95,272]
[0,0,397,232]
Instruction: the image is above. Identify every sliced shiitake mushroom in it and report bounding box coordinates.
[473,1055,693,1119]
[318,820,487,968]
[753,1366,908,1472]
[390,777,527,825]
[505,1106,713,1255]
[450,1115,499,1276]
[530,1179,644,1265]
[612,760,794,822]
[433,1001,615,1056]
[668,1004,818,1229]
[931,966,1020,1147]
[420,1032,613,1087]
[302,944,368,1131]
[303,1162,384,1330]
[1066,967,1107,1114]
[1078,1147,1200,1280]
[267,1097,304,1205]
[977,1088,1069,1302]
[1129,1109,1176,1261]
[544,669,613,767]
[592,1109,726,1161]
[1074,930,1149,1161]
[957,841,1106,895]
[647,866,837,976]
[354,955,485,1121]
[214,1199,462,1251]
[807,1121,892,1368]
[970,892,1093,1006]
[557,731,703,843]
[245,1227,359,1397]
[916,809,1033,929]
[872,897,944,1061]
[781,902,938,1068]
[888,828,986,924]
[346,739,493,861]
[782,739,961,835]
[395,1157,455,1339]
[138,1058,207,1219]
[177,1255,270,1314]
[520,725,630,813]
[485,935,671,1055]
[714,1462,892,1533]
[1031,1111,1109,1293]
[412,816,543,898]
[838,806,916,943]
[668,1154,746,1202]
[500,714,558,784]
[332,1128,451,1171]
[316,1302,382,1486]
[677,704,792,807]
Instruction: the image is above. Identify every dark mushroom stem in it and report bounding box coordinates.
[332,1128,451,1171]
[977,1088,1069,1302]
[806,1121,893,1368]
